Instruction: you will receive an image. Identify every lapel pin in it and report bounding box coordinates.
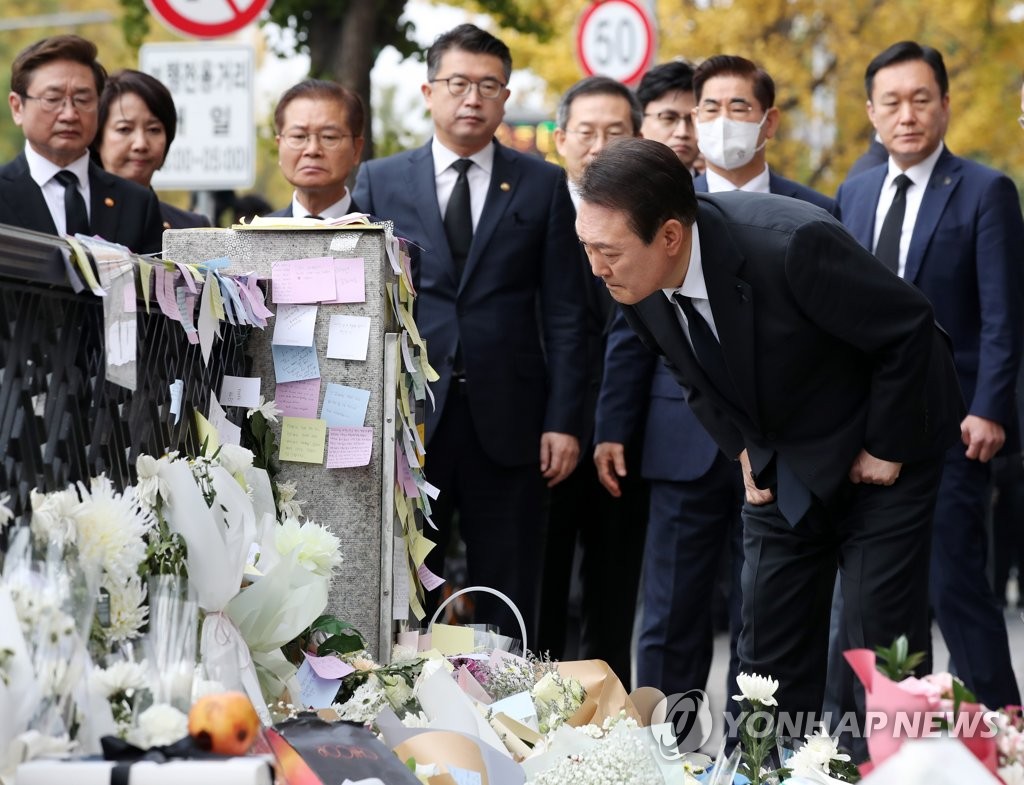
[500,182,510,192]
[943,177,951,186]
[104,197,115,207]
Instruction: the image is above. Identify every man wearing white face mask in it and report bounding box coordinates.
[691,55,836,215]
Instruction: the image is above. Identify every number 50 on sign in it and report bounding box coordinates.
[576,0,657,86]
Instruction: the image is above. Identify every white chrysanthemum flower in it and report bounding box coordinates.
[29,487,80,548]
[90,660,149,698]
[129,703,188,748]
[786,725,850,782]
[247,395,282,423]
[104,577,149,643]
[216,444,255,476]
[732,672,780,707]
[0,492,14,528]
[334,677,386,724]
[275,480,305,520]
[400,710,430,729]
[72,477,154,585]
[380,673,414,711]
[275,517,343,577]
[135,454,168,509]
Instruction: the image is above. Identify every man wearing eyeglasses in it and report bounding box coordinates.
[270,80,365,219]
[354,24,586,640]
[636,61,700,173]
[1,35,163,254]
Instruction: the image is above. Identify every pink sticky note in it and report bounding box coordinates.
[271,257,337,303]
[417,562,445,591]
[327,426,373,468]
[322,257,366,304]
[154,266,180,321]
[123,280,137,313]
[303,651,355,680]
[396,446,420,497]
[275,378,321,419]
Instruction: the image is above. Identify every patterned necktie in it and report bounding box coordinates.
[444,159,474,279]
[54,169,90,236]
[874,173,913,274]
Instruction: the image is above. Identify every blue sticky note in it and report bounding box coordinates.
[321,383,371,427]
[446,767,483,785]
[272,344,320,383]
[296,658,342,709]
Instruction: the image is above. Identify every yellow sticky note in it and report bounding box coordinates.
[138,260,153,314]
[208,274,225,321]
[431,623,474,655]
[397,303,423,348]
[409,527,434,567]
[194,409,220,455]
[280,416,327,463]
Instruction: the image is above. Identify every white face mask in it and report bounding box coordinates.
[696,114,767,171]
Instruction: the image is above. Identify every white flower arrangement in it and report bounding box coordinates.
[786,725,852,783]
[246,395,282,424]
[334,678,388,724]
[733,672,780,708]
[71,475,154,585]
[90,660,149,699]
[275,480,305,521]
[275,517,343,577]
[531,672,586,733]
[0,492,14,528]
[527,720,662,785]
[128,703,188,748]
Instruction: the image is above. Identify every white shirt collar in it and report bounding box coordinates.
[431,136,495,178]
[24,141,91,189]
[291,188,352,219]
[884,141,944,190]
[663,222,706,302]
[567,178,582,211]
[704,164,771,194]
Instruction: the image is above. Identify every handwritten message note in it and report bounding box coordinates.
[326,314,371,361]
[219,375,261,408]
[296,659,342,710]
[271,257,337,303]
[272,344,320,383]
[276,378,321,419]
[273,303,318,346]
[326,426,373,468]
[321,383,370,427]
[280,417,327,463]
[322,257,366,304]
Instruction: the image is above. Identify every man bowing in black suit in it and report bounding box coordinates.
[575,137,963,727]
[2,35,163,254]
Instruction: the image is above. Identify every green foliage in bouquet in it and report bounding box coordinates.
[282,614,366,666]
[244,410,282,506]
[873,635,925,682]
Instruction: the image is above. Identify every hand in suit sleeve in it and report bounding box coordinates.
[968,174,1024,427]
[537,173,588,445]
[594,308,655,495]
[783,219,940,462]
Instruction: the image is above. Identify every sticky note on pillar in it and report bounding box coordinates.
[280,417,327,463]
[271,257,337,303]
[326,426,373,468]
[273,303,318,346]
[326,314,371,361]
[321,257,366,304]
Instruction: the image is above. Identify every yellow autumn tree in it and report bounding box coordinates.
[481,0,1024,195]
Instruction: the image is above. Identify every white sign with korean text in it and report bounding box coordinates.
[140,43,255,190]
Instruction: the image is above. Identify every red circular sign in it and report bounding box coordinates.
[576,0,656,86]
[145,0,273,38]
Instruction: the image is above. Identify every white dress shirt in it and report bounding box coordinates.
[705,163,771,194]
[432,137,493,230]
[24,142,92,235]
[871,141,944,278]
[290,188,352,219]
[663,223,718,351]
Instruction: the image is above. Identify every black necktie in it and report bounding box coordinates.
[54,169,90,236]
[444,159,473,279]
[307,214,324,220]
[874,173,913,275]
[673,293,736,404]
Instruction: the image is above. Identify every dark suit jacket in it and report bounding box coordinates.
[597,172,838,482]
[353,139,587,466]
[836,147,1024,448]
[0,152,164,255]
[160,199,211,229]
[267,197,363,218]
[619,192,962,501]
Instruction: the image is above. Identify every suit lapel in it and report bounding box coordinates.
[905,149,960,284]
[847,167,887,250]
[0,153,57,234]
[88,162,122,244]
[696,200,761,427]
[459,141,518,293]
[408,143,457,288]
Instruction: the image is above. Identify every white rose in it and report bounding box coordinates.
[532,672,563,704]
[216,444,255,476]
[129,703,188,748]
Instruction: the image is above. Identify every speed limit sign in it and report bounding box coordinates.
[576,0,656,85]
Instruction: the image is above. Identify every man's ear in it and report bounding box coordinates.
[661,218,687,256]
